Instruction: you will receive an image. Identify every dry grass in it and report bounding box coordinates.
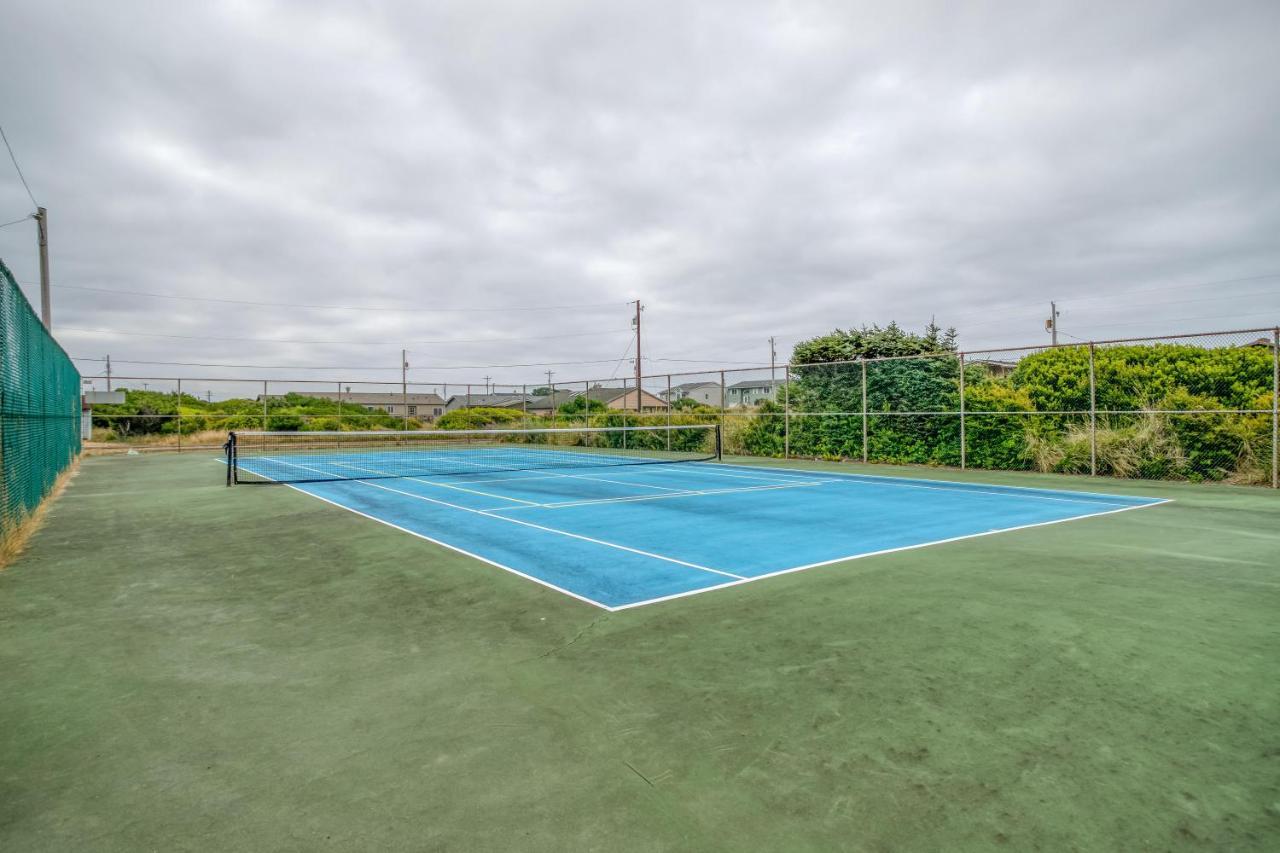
[84,429,230,455]
[0,458,80,571]
[1026,412,1186,478]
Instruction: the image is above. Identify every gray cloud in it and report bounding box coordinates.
[2,0,1278,394]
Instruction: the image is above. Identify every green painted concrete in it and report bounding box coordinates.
[2,452,1278,851]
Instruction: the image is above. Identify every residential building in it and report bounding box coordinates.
[443,392,531,413]
[258,390,446,421]
[580,385,668,413]
[725,378,785,407]
[661,381,722,406]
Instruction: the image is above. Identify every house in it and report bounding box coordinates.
[725,378,784,408]
[970,359,1019,378]
[258,390,446,421]
[580,385,668,413]
[525,390,577,417]
[661,381,722,406]
[443,392,531,413]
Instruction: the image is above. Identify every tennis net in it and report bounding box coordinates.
[226,424,721,484]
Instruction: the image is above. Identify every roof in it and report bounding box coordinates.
[726,378,785,390]
[526,390,577,408]
[445,393,530,408]
[577,385,668,406]
[263,390,446,405]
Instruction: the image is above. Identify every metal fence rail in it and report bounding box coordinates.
[83,325,1280,487]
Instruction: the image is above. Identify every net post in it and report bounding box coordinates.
[1089,343,1098,477]
[784,364,791,459]
[1271,326,1278,489]
[225,431,236,486]
[860,359,868,464]
[176,377,182,453]
[666,374,672,451]
[957,352,965,470]
[262,381,268,430]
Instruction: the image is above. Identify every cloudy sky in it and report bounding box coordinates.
[1,0,1278,395]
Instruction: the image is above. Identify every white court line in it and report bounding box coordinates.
[254,456,746,582]
[701,461,1166,504]
[232,456,1171,612]
[640,464,824,486]
[694,462,1159,507]
[486,480,827,512]
[237,465,617,611]
[607,498,1174,611]
[326,459,544,505]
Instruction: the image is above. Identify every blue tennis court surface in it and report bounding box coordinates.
[238,455,1167,610]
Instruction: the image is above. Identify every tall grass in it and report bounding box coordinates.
[0,460,79,571]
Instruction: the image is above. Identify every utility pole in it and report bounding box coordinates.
[632,299,643,412]
[34,207,51,328]
[1046,301,1060,346]
[769,336,777,383]
[105,354,112,391]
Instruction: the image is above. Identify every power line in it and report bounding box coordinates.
[0,123,38,208]
[71,355,651,371]
[57,326,631,345]
[48,283,624,314]
[608,334,636,379]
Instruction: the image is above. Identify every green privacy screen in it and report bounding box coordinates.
[1,258,81,538]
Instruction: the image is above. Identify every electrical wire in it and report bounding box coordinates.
[71,355,653,371]
[0,123,38,208]
[608,334,636,379]
[58,326,631,345]
[49,283,624,314]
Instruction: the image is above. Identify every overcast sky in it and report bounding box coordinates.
[2,0,1278,395]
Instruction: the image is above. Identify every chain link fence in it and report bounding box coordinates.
[1,259,82,547]
[79,326,1279,488]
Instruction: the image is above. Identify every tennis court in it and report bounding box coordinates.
[227,426,1168,609]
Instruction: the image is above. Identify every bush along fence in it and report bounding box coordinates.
[83,326,1279,487]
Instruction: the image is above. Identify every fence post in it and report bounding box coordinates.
[1089,343,1098,477]
[784,365,791,459]
[719,370,726,450]
[262,380,268,430]
[958,352,965,470]
[860,359,868,464]
[1272,327,1278,489]
[176,378,182,453]
[666,374,672,451]
[401,349,409,430]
